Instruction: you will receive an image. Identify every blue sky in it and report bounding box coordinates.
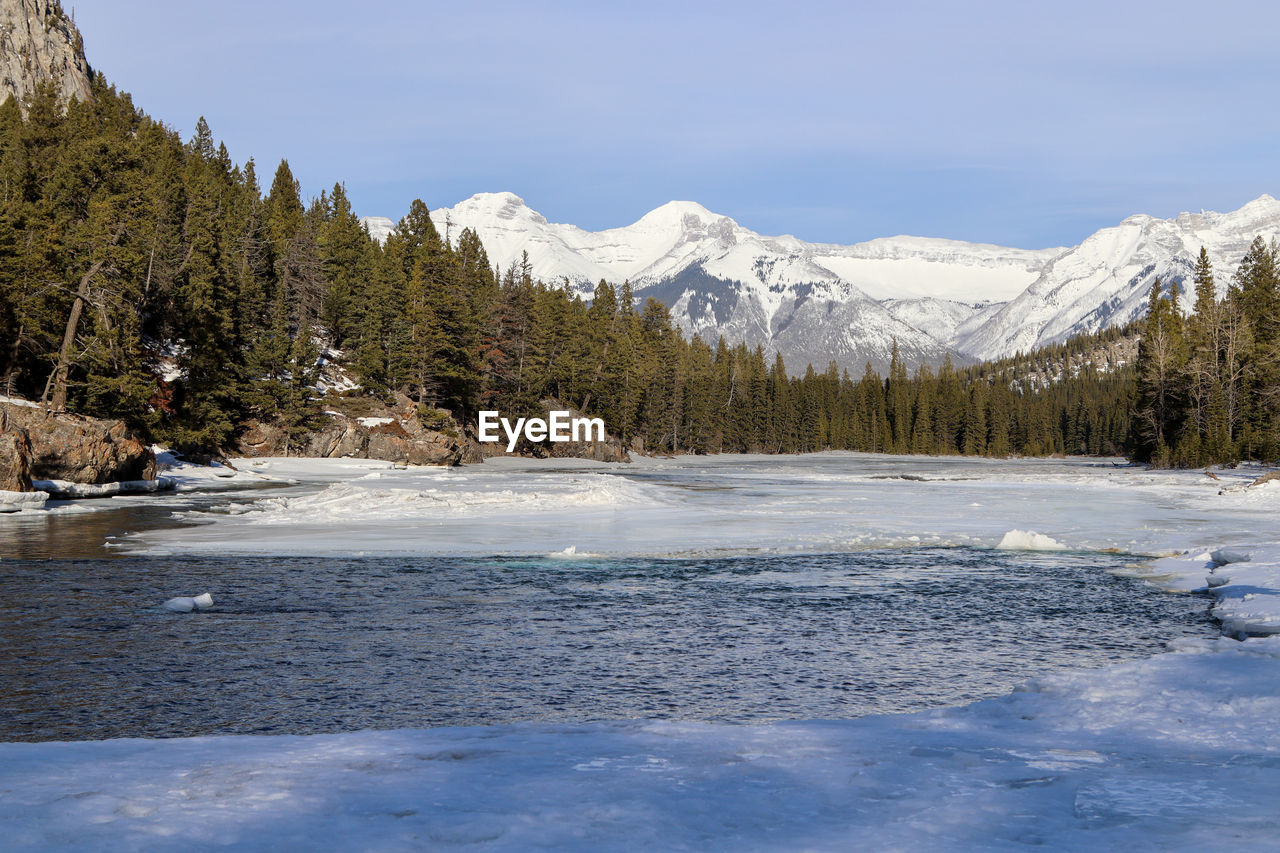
[72,1,1280,248]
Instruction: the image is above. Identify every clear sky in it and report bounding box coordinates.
[70,0,1280,248]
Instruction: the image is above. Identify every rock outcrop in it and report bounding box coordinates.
[237,409,467,467]
[0,0,93,112]
[235,396,629,467]
[0,425,32,491]
[2,405,156,484]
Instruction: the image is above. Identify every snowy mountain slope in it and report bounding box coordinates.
[958,195,1280,359]
[363,193,1280,373]
[883,297,992,345]
[359,216,396,244]
[643,264,960,374]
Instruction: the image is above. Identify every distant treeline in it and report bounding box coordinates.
[0,77,1267,463]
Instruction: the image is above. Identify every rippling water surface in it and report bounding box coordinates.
[0,548,1213,741]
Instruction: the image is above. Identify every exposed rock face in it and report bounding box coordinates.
[0,425,32,491]
[0,0,93,112]
[237,397,628,466]
[2,405,156,483]
[237,414,467,467]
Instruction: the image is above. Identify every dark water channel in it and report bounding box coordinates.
[0,546,1214,742]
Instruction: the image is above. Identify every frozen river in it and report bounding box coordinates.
[1,452,1278,851]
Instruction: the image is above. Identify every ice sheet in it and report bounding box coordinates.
[123,454,1277,559]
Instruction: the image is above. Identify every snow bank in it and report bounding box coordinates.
[2,635,1277,851]
[152,449,286,492]
[996,529,1068,550]
[129,454,1251,558]
[32,478,174,499]
[0,489,48,512]
[1151,542,1280,636]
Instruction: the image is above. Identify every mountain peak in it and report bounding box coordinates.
[450,191,546,227]
[1227,193,1280,221]
[631,200,736,238]
[465,191,527,207]
[647,200,718,218]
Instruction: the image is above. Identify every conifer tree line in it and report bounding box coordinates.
[1134,239,1280,466]
[0,75,1265,464]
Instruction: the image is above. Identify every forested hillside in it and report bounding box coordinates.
[0,74,1274,464]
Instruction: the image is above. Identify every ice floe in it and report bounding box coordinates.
[996,529,1068,550]
[160,592,214,613]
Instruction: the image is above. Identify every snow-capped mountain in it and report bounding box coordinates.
[360,193,1280,373]
[956,195,1280,359]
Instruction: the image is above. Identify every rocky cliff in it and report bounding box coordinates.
[0,399,156,497]
[2,403,156,484]
[0,0,92,111]
[0,425,32,491]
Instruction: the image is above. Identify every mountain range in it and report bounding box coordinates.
[362,193,1280,375]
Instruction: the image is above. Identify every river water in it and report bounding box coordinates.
[0,540,1212,741]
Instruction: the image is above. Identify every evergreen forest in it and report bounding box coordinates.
[0,76,1276,466]
[1133,243,1280,466]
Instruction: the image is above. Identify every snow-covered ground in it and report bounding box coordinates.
[4,453,1280,850]
[123,453,1280,561]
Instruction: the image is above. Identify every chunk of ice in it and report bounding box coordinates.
[162,592,213,613]
[996,529,1067,551]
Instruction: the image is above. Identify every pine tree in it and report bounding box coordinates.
[1234,237,1280,457]
[1134,278,1187,464]
[319,182,374,351]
